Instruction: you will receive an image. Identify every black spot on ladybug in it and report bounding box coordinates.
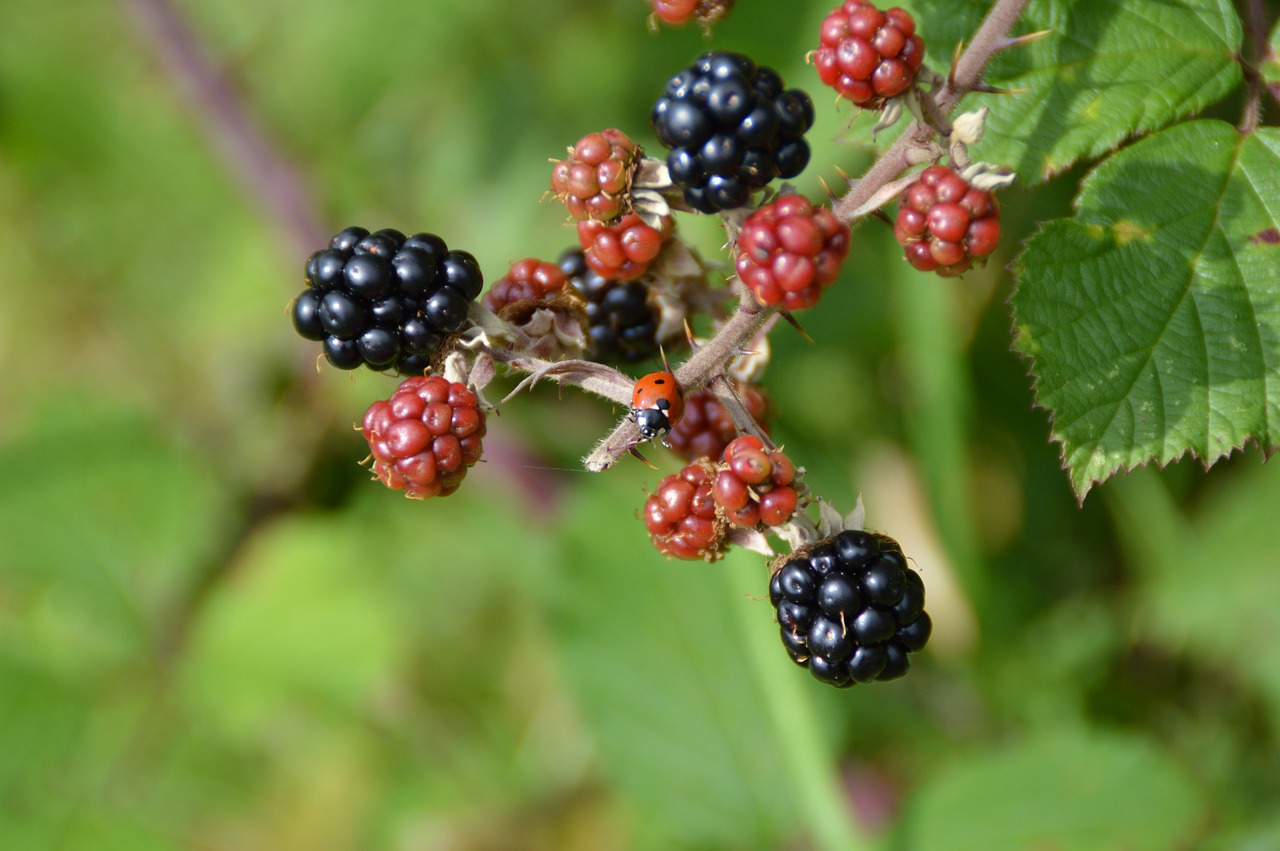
[1249,228,1280,245]
[656,398,671,411]
[653,377,667,384]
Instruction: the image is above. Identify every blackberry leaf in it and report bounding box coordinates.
[1011,120,1280,499]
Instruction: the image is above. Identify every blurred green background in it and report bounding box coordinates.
[3,0,1279,848]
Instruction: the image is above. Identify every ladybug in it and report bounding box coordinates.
[630,370,684,442]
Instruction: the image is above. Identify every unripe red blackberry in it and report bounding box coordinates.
[771,530,931,687]
[894,165,1001,277]
[560,249,661,363]
[643,460,727,561]
[361,375,486,499]
[649,0,733,28]
[667,382,769,462]
[578,213,673,282]
[735,194,851,310]
[550,129,641,222]
[482,258,568,316]
[813,1,926,108]
[651,51,815,213]
[712,436,798,527]
[292,227,483,374]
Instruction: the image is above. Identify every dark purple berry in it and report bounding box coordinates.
[329,226,368,252]
[292,291,325,340]
[897,612,932,652]
[319,291,366,337]
[344,254,393,299]
[323,335,362,369]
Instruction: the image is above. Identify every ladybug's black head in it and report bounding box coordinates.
[633,406,671,441]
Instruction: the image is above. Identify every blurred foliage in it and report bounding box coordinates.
[1,0,1279,849]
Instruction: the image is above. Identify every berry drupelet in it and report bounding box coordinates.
[291,227,483,374]
[652,51,816,213]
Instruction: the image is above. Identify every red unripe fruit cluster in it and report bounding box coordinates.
[362,375,486,499]
[813,0,925,108]
[713,436,798,528]
[735,194,851,311]
[644,460,726,561]
[667,383,770,463]
[649,0,733,27]
[482,258,568,314]
[894,164,1001,277]
[578,213,673,282]
[550,129,641,222]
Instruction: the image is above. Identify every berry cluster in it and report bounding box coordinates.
[482,258,568,316]
[713,436,798,527]
[643,460,726,561]
[771,530,931,687]
[894,164,1001,276]
[361,375,486,499]
[550,129,641,222]
[735,194,851,310]
[578,213,672,281]
[561,249,661,363]
[649,0,733,28]
[292,227,483,374]
[651,52,815,213]
[813,0,926,108]
[667,383,769,462]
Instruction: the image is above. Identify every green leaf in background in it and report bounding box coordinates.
[549,473,802,850]
[902,729,1205,850]
[1010,120,1280,498]
[912,0,1241,182]
[1110,464,1280,723]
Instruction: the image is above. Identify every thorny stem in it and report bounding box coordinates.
[1240,0,1271,133]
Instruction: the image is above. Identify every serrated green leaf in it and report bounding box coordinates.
[1011,120,1280,498]
[548,473,798,850]
[911,0,1242,181]
[903,730,1205,850]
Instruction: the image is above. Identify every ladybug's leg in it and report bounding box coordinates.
[628,443,658,469]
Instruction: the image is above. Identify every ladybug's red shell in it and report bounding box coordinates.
[630,371,684,440]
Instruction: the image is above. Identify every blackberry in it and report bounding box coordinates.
[550,129,641,222]
[290,226,483,373]
[643,460,727,561]
[734,193,851,311]
[362,374,486,499]
[894,165,1001,277]
[813,1,926,108]
[650,0,734,29]
[770,530,931,687]
[560,249,660,364]
[712,435,798,528]
[651,51,816,213]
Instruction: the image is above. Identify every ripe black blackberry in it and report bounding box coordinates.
[559,248,660,364]
[291,226,483,373]
[651,51,815,213]
[770,530,931,688]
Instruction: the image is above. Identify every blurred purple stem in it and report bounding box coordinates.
[124,0,326,257]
